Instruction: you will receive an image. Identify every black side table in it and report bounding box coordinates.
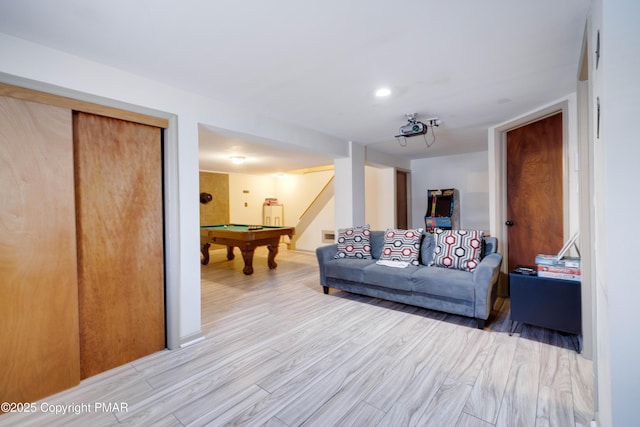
[509,273,582,351]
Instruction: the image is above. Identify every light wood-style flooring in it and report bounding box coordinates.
[1,246,593,426]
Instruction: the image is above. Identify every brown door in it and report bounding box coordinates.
[396,170,408,229]
[506,112,564,272]
[0,97,81,402]
[74,112,165,379]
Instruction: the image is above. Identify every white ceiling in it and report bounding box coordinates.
[0,0,590,174]
[198,124,334,175]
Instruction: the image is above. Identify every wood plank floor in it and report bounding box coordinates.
[1,246,594,426]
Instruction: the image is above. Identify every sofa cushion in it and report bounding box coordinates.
[369,230,385,259]
[362,263,418,292]
[411,266,475,301]
[419,232,436,266]
[324,258,375,283]
[334,224,372,259]
[431,229,484,272]
[484,236,498,255]
[379,228,424,266]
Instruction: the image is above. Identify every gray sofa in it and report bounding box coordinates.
[316,230,502,329]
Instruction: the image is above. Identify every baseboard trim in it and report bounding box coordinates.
[179,331,205,348]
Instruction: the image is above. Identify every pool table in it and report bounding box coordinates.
[200,224,295,275]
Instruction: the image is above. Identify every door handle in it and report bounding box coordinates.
[505,220,514,226]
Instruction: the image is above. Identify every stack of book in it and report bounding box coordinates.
[535,254,581,281]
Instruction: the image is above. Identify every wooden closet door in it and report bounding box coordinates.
[506,112,564,271]
[73,112,165,379]
[0,96,80,402]
[396,170,408,229]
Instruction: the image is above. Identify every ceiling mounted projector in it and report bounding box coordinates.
[395,113,441,148]
[399,120,427,137]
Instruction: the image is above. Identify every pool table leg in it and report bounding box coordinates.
[267,238,280,269]
[225,246,235,260]
[201,243,211,265]
[239,249,255,275]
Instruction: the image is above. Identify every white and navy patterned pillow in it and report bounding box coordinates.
[334,225,372,259]
[431,229,484,272]
[379,228,424,265]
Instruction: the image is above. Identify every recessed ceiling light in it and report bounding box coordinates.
[375,87,392,97]
[229,156,245,165]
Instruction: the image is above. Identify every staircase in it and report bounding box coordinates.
[288,176,334,250]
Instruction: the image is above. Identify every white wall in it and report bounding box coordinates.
[365,165,395,230]
[410,152,490,232]
[294,198,335,251]
[274,170,333,226]
[334,142,366,229]
[596,1,640,425]
[228,174,276,224]
[275,170,335,251]
[586,3,611,425]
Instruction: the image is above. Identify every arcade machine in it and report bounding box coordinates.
[424,188,460,232]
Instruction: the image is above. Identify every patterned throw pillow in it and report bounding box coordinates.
[379,228,424,265]
[334,225,372,259]
[431,229,484,272]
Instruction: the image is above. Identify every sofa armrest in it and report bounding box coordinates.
[316,244,338,286]
[473,252,503,320]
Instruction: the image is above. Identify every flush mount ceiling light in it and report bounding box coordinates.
[394,113,441,148]
[229,156,245,165]
[375,87,392,97]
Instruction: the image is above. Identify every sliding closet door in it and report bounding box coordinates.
[74,112,165,379]
[0,96,80,402]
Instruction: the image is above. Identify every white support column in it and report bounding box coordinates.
[334,141,366,229]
